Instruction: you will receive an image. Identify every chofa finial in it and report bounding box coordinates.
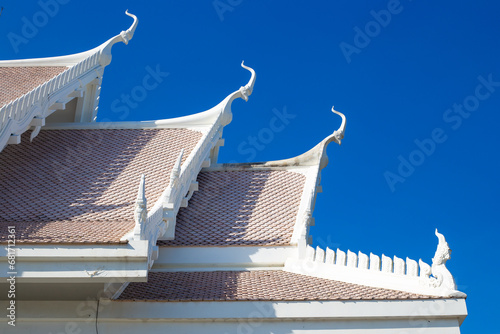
[120,10,138,45]
[98,11,139,67]
[239,61,256,101]
[331,106,346,145]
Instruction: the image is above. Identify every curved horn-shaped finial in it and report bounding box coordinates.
[120,10,139,45]
[331,106,346,145]
[435,228,446,243]
[239,61,256,101]
[97,11,139,66]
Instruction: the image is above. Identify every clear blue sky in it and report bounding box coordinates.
[1,1,498,332]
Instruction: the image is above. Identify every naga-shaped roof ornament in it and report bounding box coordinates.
[120,10,138,44]
[331,106,346,145]
[239,61,256,101]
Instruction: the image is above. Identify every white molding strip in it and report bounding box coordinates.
[0,240,148,283]
[153,246,295,271]
[0,299,466,333]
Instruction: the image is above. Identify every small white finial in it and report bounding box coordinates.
[133,174,147,239]
[169,149,184,186]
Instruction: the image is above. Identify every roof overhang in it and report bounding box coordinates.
[0,298,467,332]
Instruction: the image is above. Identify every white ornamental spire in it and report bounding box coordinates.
[133,174,147,239]
[169,149,184,188]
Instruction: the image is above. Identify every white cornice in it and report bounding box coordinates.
[0,240,149,283]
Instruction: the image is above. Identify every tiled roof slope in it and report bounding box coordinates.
[0,66,68,107]
[0,128,202,244]
[158,170,306,247]
[117,270,438,301]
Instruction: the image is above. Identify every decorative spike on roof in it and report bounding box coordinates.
[170,149,184,187]
[133,174,147,240]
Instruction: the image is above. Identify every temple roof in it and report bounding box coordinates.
[0,11,138,151]
[0,128,202,243]
[116,270,440,302]
[158,169,306,247]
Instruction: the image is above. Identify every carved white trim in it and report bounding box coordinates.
[285,229,466,298]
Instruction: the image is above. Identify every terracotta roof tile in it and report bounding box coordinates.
[116,270,438,301]
[0,66,68,107]
[0,128,202,244]
[158,170,305,247]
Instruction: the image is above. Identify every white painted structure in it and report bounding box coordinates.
[0,12,467,334]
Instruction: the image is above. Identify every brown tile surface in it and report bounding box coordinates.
[158,170,306,247]
[117,270,438,301]
[0,66,68,107]
[0,128,202,243]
